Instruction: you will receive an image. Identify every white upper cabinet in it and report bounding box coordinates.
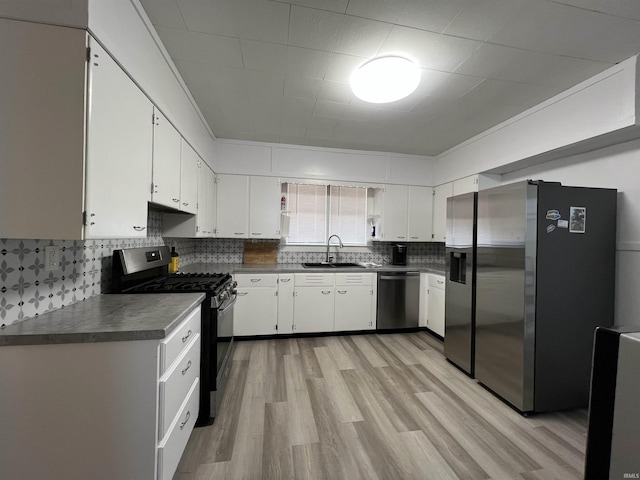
[249,176,281,239]
[374,185,433,242]
[0,20,85,239]
[408,186,433,241]
[151,109,181,209]
[452,174,500,196]
[380,185,409,241]
[201,164,217,236]
[432,182,453,242]
[84,36,153,239]
[215,174,249,238]
[179,140,198,214]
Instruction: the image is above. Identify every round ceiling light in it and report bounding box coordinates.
[351,56,421,104]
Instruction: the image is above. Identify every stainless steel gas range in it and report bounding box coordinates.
[111,246,236,426]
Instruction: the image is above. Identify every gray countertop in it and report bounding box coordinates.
[180,262,446,275]
[0,293,205,347]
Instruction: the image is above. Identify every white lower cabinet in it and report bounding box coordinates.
[234,274,278,336]
[277,274,295,334]
[0,304,202,480]
[426,274,446,337]
[293,286,335,333]
[334,273,376,331]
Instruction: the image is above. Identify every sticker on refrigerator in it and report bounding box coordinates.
[569,207,586,233]
[546,209,561,221]
[557,219,568,229]
[546,224,556,233]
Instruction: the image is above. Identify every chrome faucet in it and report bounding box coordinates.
[325,234,344,263]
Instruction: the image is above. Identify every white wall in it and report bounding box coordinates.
[436,56,640,185]
[501,139,640,327]
[213,139,435,186]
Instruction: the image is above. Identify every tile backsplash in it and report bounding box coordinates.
[1,211,444,326]
[0,212,165,326]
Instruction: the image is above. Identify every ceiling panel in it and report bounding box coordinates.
[140,0,636,156]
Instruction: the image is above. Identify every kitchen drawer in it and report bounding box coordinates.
[429,274,445,289]
[235,273,278,288]
[160,306,201,375]
[157,378,199,480]
[278,273,294,285]
[294,273,334,287]
[158,333,200,440]
[335,272,373,286]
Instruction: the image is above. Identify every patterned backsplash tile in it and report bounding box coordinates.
[1,211,444,326]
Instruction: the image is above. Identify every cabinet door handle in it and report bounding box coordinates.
[182,329,192,343]
[179,411,191,430]
[321,290,331,295]
[133,226,146,231]
[280,278,290,282]
[250,278,261,283]
[338,290,347,294]
[172,198,180,203]
[181,360,192,375]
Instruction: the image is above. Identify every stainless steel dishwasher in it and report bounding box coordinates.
[376,271,420,330]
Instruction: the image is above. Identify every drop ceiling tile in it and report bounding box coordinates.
[346,0,408,24]
[154,26,243,67]
[376,25,439,65]
[284,75,323,100]
[288,6,342,51]
[463,78,555,108]
[277,0,349,14]
[332,15,393,58]
[488,1,640,62]
[177,0,289,44]
[442,0,528,42]
[243,69,286,97]
[241,40,288,72]
[140,0,187,29]
[424,35,483,73]
[281,96,317,118]
[455,43,612,88]
[312,100,349,119]
[552,0,640,20]
[394,0,468,34]
[317,81,353,103]
[324,53,367,82]
[285,46,332,78]
[304,117,339,140]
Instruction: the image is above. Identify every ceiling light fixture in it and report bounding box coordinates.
[351,56,421,104]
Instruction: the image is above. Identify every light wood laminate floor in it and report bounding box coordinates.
[174,332,587,480]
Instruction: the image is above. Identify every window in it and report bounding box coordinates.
[286,183,368,245]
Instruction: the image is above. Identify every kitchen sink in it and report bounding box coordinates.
[301,262,364,268]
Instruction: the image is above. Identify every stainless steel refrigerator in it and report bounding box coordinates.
[475,180,616,413]
[444,192,477,376]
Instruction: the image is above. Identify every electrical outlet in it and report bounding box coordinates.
[45,246,61,272]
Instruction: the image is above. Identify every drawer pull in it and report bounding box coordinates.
[181,360,192,375]
[252,232,262,235]
[179,411,191,430]
[182,329,192,343]
[182,202,189,206]
[237,292,248,296]
[322,290,331,295]
[133,226,146,231]
[338,290,347,294]
[172,198,180,203]
[280,278,290,282]
[250,278,261,282]
[437,280,444,285]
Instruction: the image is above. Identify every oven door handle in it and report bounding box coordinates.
[217,293,237,314]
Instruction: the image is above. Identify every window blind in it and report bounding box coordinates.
[329,186,367,244]
[287,184,327,244]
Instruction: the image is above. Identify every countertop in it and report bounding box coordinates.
[179,262,446,275]
[0,293,205,347]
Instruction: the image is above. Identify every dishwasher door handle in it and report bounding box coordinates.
[379,274,419,280]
